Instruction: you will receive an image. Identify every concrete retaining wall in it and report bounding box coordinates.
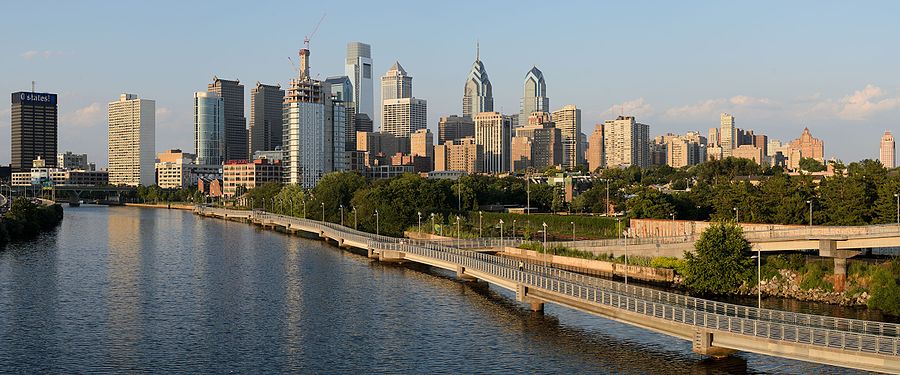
[503,247,674,283]
[629,218,806,238]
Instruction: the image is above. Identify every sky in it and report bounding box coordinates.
[2,1,900,167]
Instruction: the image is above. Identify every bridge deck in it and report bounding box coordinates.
[195,207,900,374]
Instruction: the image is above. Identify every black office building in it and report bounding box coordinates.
[11,91,57,172]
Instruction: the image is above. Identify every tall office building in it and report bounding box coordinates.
[249,82,284,155]
[381,62,412,101]
[108,93,155,186]
[193,91,225,165]
[587,124,605,172]
[345,42,374,121]
[474,112,512,173]
[551,105,583,169]
[603,116,649,168]
[881,131,896,169]
[462,45,493,118]
[434,138,482,175]
[511,114,561,171]
[380,62,426,138]
[208,77,246,161]
[719,113,736,157]
[283,48,326,188]
[382,99,427,138]
[11,91,58,172]
[438,115,475,144]
[410,128,434,170]
[788,127,825,162]
[519,67,549,127]
[325,76,356,153]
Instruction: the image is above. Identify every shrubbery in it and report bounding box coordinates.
[0,197,64,247]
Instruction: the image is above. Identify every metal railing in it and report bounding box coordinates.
[195,206,900,358]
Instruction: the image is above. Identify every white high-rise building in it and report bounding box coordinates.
[720,113,736,157]
[519,67,549,127]
[382,98,427,138]
[474,112,512,173]
[194,91,225,165]
[881,131,896,169]
[345,42,373,121]
[108,93,155,186]
[380,62,426,138]
[284,48,327,188]
[603,116,649,168]
[551,105,582,169]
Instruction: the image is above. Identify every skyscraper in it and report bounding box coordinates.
[380,62,426,138]
[345,42,373,121]
[720,113,736,157]
[881,131,896,169]
[788,127,825,163]
[283,48,326,188]
[381,62,412,101]
[462,44,493,118]
[325,76,356,153]
[208,77,246,161]
[249,82,284,155]
[603,116,649,168]
[108,93,155,186]
[474,112,512,173]
[519,67,549,127]
[511,113,562,171]
[551,105,583,169]
[587,124,604,172]
[438,115,475,145]
[11,91,57,172]
[193,91,225,165]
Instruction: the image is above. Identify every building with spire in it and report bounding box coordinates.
[462,43,493,118]
[519,67,549,127]
[881,131,895,169]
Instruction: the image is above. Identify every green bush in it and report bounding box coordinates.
[651,257,688,276]
[799,262,833,291]
[683,222,754,294]
[0,198,64,247]
[868,260,900,315]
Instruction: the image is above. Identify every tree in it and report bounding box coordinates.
[624,186,675,219]
[818,173,868,225]
[683,222,754,294]
[798,157,825,172]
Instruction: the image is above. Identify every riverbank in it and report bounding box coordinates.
[123,202,195,210]
[0,197,64,247]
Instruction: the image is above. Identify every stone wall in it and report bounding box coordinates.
[629,218,807,238]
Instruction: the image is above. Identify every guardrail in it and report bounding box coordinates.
[195,206,900,358]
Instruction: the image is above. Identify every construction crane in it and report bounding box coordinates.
[304,13,326,49]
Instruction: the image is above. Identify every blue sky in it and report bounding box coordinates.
[2,1,900,167]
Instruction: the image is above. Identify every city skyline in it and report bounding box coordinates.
[3,1,900,167]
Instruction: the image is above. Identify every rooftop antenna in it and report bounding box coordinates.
[304,13,326,49]
[476,40,480,61]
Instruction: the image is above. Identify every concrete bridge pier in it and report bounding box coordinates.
[456,266,478,282]
[367,248,379,259]
[818,240,858,292]
[515,284,545,313]
[692,330,736,358]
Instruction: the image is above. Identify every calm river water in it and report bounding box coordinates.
[0,206,871,373]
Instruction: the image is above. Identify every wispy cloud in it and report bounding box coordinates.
[20,50,63,60]
[61,103,104,128]
[663,95,777,120]
[804,84,900,120]
[600,98,654,118]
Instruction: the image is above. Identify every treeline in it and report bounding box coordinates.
[242,172,561,237]
[576,157,900,225]
[0,197,64,247]
[132,186,204,203]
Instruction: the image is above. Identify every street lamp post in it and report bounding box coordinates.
[340,205,344,226]
[430,213,435,235]
[526,169,531,215]
[512,219,517,239]
[733,207,739,222]
[670,212,675,222]
[353,206,358,229]
[570,221,575,247]
[455,216,461,248]
[375,209,380,236]
[542,222,548,265]
[756,249,762,309]
[806,200,813,227]
[321,202,325,222]
[624,229,629,285]
[478,211,483,238]
[417,211,422,234]
[499,219,504,246]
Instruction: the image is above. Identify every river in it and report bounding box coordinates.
[0,206,871,373]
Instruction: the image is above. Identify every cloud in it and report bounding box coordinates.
[20,50,63,60]
[806,84,900,120]
[600,98,654,118]
[62,103,104,129]
[156,107,172,119]
[663,95,777,120]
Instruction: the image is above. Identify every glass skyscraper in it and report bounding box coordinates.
[194,91,225,165]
